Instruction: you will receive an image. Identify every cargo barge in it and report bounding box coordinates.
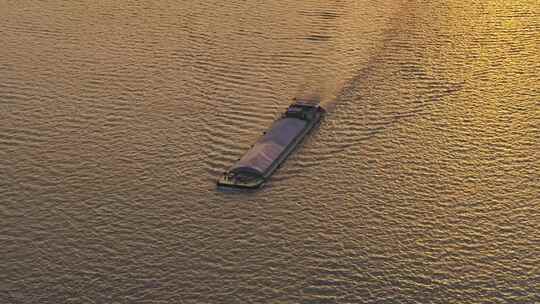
[217,100,325,189]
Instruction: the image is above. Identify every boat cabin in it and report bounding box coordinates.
[284,103,319,121]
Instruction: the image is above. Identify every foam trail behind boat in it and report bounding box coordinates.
[294,76,341,113]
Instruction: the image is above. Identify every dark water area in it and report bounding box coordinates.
[1,1,539,303]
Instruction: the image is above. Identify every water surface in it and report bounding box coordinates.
[1,0,539,303]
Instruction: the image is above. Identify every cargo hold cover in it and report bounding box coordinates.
[230,118,307,175]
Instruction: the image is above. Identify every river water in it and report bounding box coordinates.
[1,1,539,303]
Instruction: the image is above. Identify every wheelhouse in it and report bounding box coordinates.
[284,102,322,121]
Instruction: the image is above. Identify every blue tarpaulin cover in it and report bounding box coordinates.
[231,117,307,175]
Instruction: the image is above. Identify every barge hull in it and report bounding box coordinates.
[217,101,324,189]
